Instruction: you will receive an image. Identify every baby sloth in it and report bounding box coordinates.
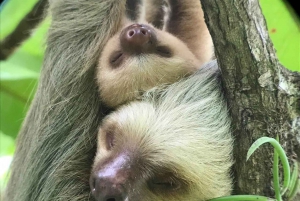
[97,0,213,108]
[91,60,233,201]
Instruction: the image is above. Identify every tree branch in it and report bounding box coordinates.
[201,0,300,197]
[0,0,48,60]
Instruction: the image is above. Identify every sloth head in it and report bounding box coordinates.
[90,101,233,201]
[97,23,201,108]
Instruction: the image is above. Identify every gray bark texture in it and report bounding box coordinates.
[201,0,300,199]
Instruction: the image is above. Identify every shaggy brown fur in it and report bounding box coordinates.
[4,1,127,200]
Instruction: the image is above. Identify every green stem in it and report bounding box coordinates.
[247,137,290,194]
[273,148,282,201]
[208,195,276,201]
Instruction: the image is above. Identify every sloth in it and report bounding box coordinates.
[97,0,213,108]
[91,1,231,201]
[91,60,233,201]
[4,1,223,201]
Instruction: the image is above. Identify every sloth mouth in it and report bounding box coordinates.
[109,45,173,69]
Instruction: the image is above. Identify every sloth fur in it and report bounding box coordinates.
[4,1,225,201]
[96,0,213,108]
[91,60,234,201]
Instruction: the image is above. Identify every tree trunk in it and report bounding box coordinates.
[201,0,300,198]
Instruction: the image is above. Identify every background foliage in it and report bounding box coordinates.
[0,0,299,193]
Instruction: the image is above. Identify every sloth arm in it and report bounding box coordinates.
[143,0,165,29]
[47,0,131,74]
[166,0,213,62]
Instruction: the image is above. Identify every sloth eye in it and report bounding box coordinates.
[105,130,115,151]
[148,173,180,192]
[156,46,172,58]
[109,51,123,68]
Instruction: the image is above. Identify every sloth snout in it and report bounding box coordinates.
[120,24,157,54]
[90,154,130,201]
[90,173,126,201]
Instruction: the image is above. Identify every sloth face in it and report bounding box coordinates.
[90,102,233,201]
[96,23,200,108]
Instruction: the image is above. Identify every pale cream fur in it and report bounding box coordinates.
[93,61,233,201]
[98,25,200,108]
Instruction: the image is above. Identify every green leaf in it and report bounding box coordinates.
[0,131,15,156]
[0,51,40,104]
[260,0,300,72]
[1,46,44,74]
[0,62,39,80]
[0,90,30,138]
[247,137,291,195]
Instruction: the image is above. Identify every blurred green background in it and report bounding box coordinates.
[0,0,299,193]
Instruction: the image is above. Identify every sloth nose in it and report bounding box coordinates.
[90,175,126,201]
[120,24,157,54]
[90,154,130,201]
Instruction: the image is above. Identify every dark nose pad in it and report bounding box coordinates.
[120,24,157,54]
[90,173,126,201]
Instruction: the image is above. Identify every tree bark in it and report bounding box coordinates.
[201,0,300,198]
